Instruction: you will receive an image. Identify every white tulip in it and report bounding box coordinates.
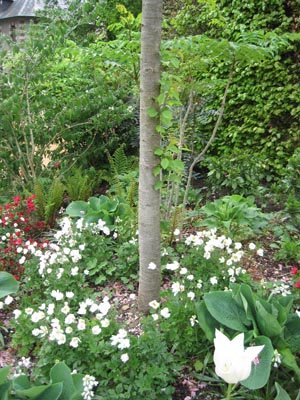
[213,329,264,384]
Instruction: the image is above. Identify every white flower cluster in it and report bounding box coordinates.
[82,374,98,400]
[13,357,32,378]
[20,295,111,347]
[148,300,171,320]
[272,349,282,368]
[110,328,130,350]
[271,282,292,297]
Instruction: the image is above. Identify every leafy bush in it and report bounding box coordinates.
[198,195,269,240]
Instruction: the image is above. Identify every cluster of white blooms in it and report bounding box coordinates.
[82,375,98,400]
[13,357,32,377]
[272,349,282,368]
[226,266,246,283]
[110,328,130,350]
[18,295,112,347]
[270,282,292,297]
[148,300,171,320]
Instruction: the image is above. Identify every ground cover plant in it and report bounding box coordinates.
[0,0,299,399]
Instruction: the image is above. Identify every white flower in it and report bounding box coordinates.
[100,318,110,328]
[13,309,22,319]
[91,325,102,335]
[186,274,194,281]
[31,311,45,323]
[187,291,195,301]
[173,228,180,236]
[234,242,242,250]
[196,280,203,289]
[77,319,86,331]
[66,292,74,299]
[272,349,281,368]
[71,266,79,276]
[65,326,73,334]
[213,329,264,384]
[70,337,81,348]
[160,307,171,319]
[51,290,64,301]
[65,314,76,325]
[190,315,198,327]
[152,313,159,321]
[149,300,160,310]
[171,282,185,296]
[4,295,13,305]
[120,353,129,363]
[249,243,256,250]
[179,267,188,275]
[219,256,225,263]
[165,261,180,271]
[32,328,41,337]
[61,302,70,315]
[210,276,218,286]
[129,293,136,300]
[296,310,300,318]
[19,256,26,265]
[148,262,157,270]
[25,307,33,315]
[257,248,264,257]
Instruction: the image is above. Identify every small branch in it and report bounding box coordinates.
[183,69,234,208]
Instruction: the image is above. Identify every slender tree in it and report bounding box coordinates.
[138,0,163,313]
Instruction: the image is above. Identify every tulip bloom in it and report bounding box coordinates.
[213,329,264,384]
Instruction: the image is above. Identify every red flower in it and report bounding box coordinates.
[13,196,21,205]
[291,267,299,275]
[294,281,300,289]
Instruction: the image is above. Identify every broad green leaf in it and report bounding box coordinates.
[255,301,283,337]
[274,382,292,400]
[88,197,101,211]
[195,301,219,341]
[0,272,19,299]
[161,109,172,125]
[284,314,300,352]
[50,362,76,400]
[204,291,250,332]
[65,201,89,218]
[0,368,9,386]
[241,336,273,390]
[12,375,31,391]
[0,382,10,400]
[280,347,300,380]
[35,383,63,400]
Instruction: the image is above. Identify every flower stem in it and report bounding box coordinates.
[225,383,236,399]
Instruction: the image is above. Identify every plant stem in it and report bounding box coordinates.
[225,383,236,399]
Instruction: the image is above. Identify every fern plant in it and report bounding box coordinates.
[33,178,65,227]
[64,167,97,201]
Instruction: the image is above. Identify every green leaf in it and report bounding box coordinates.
[17,383,63,400]
[241,336,273,390]
[154,181,163,190]
[195,301,219,341]
[12,375,31,391]
[255,301,283,337]
[147,107,158,118]
[161,109,172,125]
[65,201,89,218]
[274,382,292,400]
[204,291,249,332]
[284,314,300,352]
[0,272,19,299]
[0,382,10,400]
[161,158,169,170]
[280,347,300,380]
[0,368,10,386]
[50,362,76,400]
[154,147,164,156]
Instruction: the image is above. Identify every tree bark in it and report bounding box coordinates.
[138,0,163,313]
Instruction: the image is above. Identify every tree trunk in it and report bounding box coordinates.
[138,0,163,313]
